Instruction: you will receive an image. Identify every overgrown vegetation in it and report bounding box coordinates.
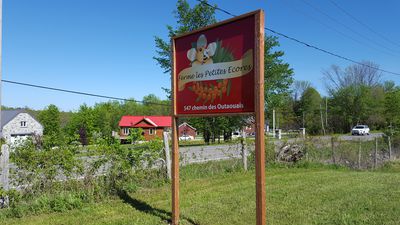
[1,135,166,219]
[276,135,400,170]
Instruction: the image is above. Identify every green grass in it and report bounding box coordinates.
[2,163,400,225]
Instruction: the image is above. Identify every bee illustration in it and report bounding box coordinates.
[187,34,217,66]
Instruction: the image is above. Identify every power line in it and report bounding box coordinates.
[3,1,400,105]
[1,79,171,107]
[283,0,398,57]
[263,28,400,76]
[328,0,400,49]
[196,0,400,76]
[299,0,400,56]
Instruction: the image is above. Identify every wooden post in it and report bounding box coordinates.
[171,10,264,224]
[171,37,180,225]
[358,138,361,170]
[320,104,325,135]
[171,117,179,225]
[241,131,248,171]
[272,109,275,137]
[255,11,265,225]
[331,137,336,165]
[325,97,328,131]
[374,137,378,169]
[388,136,392,161]
[1,145,9,191]
[163,132,172,180]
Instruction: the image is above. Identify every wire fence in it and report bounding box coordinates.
[2,135,399,193]
[275,136,400,169]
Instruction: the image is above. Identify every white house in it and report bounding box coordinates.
[0,110,43,145]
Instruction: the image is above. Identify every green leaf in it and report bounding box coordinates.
[212,40,235,63]
[227,80,232,96]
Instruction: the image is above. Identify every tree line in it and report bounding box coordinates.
[15,94,170,146]
[4,0,400,145]
[275,62,400,135]
[14,58,397,147]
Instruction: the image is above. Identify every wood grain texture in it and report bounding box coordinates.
[171,40,180,225]
[254,10,266,225]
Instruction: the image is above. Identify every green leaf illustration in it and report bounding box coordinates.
[227,80,232,96]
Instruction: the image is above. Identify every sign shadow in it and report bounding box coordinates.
[117,190,199,225]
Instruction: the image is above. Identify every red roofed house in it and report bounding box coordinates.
[119,116,172,142]
[178,122,197,140]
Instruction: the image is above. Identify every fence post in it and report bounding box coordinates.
[163,132,171,180]
[374,137,378,169]
[303,136,308,162]
[0,145,10,191]
[358,138,362,170]
[0,145,10,207]
[331,137,336,165]
[241,131,248,171]
[388,136,392,161]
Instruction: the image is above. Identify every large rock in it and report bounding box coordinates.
[277,144,304,162]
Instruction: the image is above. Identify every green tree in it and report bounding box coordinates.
[38,104,63,146]
[188,116,243,144]
[324,62,386,133]
[154,0,294,139]
[276,95,298,130]
[298,87,322,134]
[127,128,144,144]
[385,88,400,131]
[92,101,122,139]
[329,85,385,133]
[142,94,170,116]
[264,36,294,111]
[66,104,95,145]
[120,99,144,116]
[38,104,61,136]
[154,0,216,97]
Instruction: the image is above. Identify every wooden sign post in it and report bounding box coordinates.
[171,10,265,225]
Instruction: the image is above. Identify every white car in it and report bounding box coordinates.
[351,125,370,135]
[179,135,194,141]
[232,131,241,139]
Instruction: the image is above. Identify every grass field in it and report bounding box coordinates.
[2,162,400,225]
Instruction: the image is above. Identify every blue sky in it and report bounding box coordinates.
[2,0,400,111]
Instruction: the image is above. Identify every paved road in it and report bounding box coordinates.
[180,143,247,164]
[180,133,384,164]
[337,132,383,141]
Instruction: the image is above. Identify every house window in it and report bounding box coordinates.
[123,128,130,135]
[149,128,156,135]
[20,121,27,127]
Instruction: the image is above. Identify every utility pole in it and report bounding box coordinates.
[277,111,279,130]
[320,104,326,135]
[325,97,328,131]
[389,122,393,161]
[272,109,275,137]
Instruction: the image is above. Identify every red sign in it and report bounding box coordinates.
[173,13,257,115]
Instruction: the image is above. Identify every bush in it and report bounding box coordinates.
[10,139,83,195]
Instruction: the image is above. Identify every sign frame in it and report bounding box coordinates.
[171,10,265,225]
